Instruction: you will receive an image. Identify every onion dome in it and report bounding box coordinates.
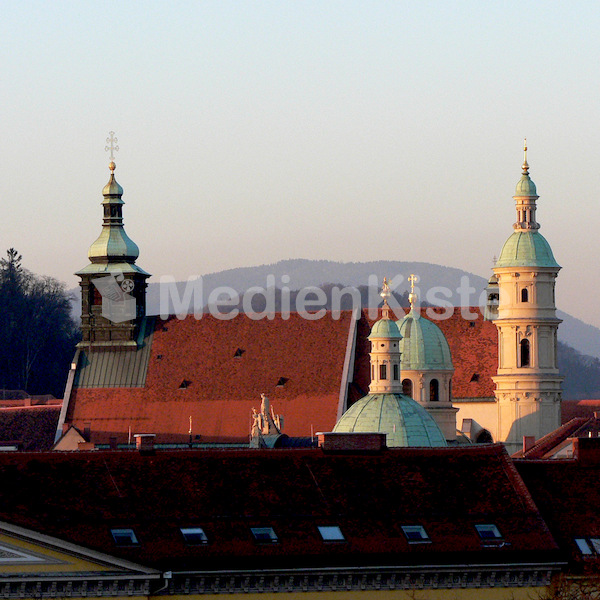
[333,393,447,447]
[87,162,141,264]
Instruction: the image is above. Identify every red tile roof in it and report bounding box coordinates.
[516,457,600,571]
[354,308,497,400]
[65,308,498,444]
[68,313,353,444]
[0,444,558,571]
[561,400,600,423]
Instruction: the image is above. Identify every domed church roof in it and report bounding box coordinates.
[397,309,453,371]
[496,230,559,269]
[333,393,447,447]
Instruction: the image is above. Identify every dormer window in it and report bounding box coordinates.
[179,380,192,389]
[234,348,245,358]
[276,377,289,387]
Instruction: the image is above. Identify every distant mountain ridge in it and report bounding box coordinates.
[71,258,600,359]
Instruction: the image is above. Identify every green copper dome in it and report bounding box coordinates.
[88,226,140,262]
[333,393,447,447]
[368,318,402,340]
[496,231,559,268]
[103,173,124,196]
[515,173,537,197]
[397,310,453,371]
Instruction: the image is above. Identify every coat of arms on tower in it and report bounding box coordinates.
[92,274,136,323]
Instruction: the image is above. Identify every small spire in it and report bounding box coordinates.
[380,277,391,319]
[408,273,419,310]
[522,137,529,174]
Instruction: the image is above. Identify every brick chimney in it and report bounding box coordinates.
[522,435,536,453]
[573,437,600,465]
[134,434,156,454]
[318,432,386,452]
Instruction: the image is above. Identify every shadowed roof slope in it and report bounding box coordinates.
[66,312,354,444]
[0,444,558,571]
[0,405,61,451]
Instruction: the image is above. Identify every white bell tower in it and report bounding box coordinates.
[492,141,563,453]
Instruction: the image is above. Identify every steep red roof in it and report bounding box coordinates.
[67,313,353,444]
[353,307,497,401]
[0,444,558,571]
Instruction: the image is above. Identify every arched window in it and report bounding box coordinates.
[371,364,374,380]
[393,364,399,381]
[521,288,529,302]
[402,379,412,397]
[429,379,439,402]
[520,339,530,367]
[379,364,387,380]
[449,379,452,400]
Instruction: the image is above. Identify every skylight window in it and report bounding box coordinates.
[251,527,278,543]
[234,348,245,358]
[575,538,593,555]
[401,525,430,543]
[111,528,139,546]
[179,379,192,389]
[575,537,600,555]
[276,377,289,387]
[318,526,345,542]
[475,524,502,540]
[180,527,208,545]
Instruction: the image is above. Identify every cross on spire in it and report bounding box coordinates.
[522,137,529,174]
[105,131,119,168]
[408,273,419,309]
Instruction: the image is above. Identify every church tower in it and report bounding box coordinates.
[333,279,447,448]
[76,153,150,347]
[492,142,562,452]
[397,275,457,441]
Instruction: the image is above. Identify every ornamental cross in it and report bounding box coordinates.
[105,131,119,161]
[408,274,419,294]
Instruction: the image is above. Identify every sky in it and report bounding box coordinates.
[2,1,600,326]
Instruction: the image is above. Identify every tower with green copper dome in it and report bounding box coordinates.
[396,276,457,442]
[76,159,150,346]
[492,142,563,452]
[333,280,447,448]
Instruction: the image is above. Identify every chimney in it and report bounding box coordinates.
[523,435,536,453]
[109,437,118,450]
[83,423,91,441]
[318,432,387,452]
[134,434,156,454]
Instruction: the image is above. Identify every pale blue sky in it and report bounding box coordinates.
[2,1,600,324]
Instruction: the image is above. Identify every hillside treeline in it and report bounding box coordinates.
[0,249,79,398]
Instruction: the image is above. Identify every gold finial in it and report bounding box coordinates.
[380,277,391,318]
[408,273,419,309]
[522,137,529,174]
[105,131,119,172]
